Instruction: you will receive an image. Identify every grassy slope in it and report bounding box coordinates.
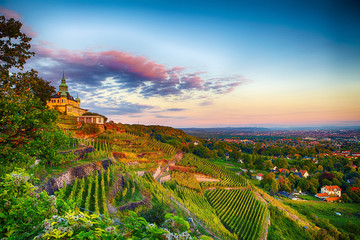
[268,205,312,240]
[284,200,360,238]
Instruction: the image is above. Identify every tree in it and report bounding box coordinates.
[0,16,33,71]
[0,15,67,173]
[270,179,280,193]
[261,172,275,186]
[264,160,273,170]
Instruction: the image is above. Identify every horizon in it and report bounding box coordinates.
[2,0,360,128]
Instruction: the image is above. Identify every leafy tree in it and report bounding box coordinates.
[270,178,280,193]
[140,203,167,226]
[0,15,67,173]
[0,169,68,238]
[264,160,273,170]
[261,172,275,186]
[81,123,101,135]
[0,15,33,71]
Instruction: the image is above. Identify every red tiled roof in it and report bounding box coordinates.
[325,197,340,202]
[316,193,329,198]
[257,173,263,177]
[299,170,308,175]
[324,185,342,191]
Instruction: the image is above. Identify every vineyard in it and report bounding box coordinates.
[62,166,116,215]
[114,173,142,206]
[166,184,237,240]
[206,189,268,240]
[53,130,270,239]
[178,153,248,188]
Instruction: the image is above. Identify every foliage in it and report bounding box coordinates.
[140,202,167,226]
[162,213,190,234]
[0,169,71,239]
[268,205,312,240]
[0,16,67,176]
[284,200,360,239]
[0,15,33,71]
[81,123,101,135]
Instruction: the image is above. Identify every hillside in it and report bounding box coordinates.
[1,122,321,239]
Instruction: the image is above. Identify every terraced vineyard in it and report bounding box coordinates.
[178,153,247,188]
[62,167,116,215]
[96,132,177,157]
[169,186,237,240]
[206,189,268,240]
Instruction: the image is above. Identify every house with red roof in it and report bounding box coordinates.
[256,173,264,181]
[321,185,342,197]
[278,168,290,174]
[325,197,341,202]
[299,170,309,178]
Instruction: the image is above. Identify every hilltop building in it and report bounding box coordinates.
[47,72,106,125]
[47,72,88,116]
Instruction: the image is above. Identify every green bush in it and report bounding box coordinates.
[140,202,167,226]
[0,169,70,239]
[81,123,100,135]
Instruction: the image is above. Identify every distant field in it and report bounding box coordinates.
[284,200,360,237]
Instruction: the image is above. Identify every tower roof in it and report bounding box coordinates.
[59,71,69,93]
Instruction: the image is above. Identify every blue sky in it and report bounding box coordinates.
[2,0,360,127]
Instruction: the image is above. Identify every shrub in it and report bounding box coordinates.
[81,123,100,135]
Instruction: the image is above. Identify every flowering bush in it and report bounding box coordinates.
[0,169,60,239]
[35,210,122,239]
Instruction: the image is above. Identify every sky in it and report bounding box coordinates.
[1,0,360,128]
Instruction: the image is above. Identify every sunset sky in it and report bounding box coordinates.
[2,0,360,128]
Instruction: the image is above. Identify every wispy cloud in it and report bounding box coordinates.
[0,7,36,38]
[31,46,246,98]
[84,101,155,115]
[0,7,21,20]
[166,108,187,112]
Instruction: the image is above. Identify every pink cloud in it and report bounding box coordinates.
[0,7,21,20]
[32,45,245,97]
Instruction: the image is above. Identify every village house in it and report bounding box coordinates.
[256,173,263,181]
[315,185,342,202]
[270,166,277,172]
[300,170,309,178]
[278,168,290,174]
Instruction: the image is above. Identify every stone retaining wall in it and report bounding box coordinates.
[45,158,113,195]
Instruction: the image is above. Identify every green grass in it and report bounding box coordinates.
[284,200,360,237]
[296,194,321,201]
[268,205,312,240]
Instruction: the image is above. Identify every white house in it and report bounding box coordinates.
[320,185,342,197]
[256,173,264,181]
